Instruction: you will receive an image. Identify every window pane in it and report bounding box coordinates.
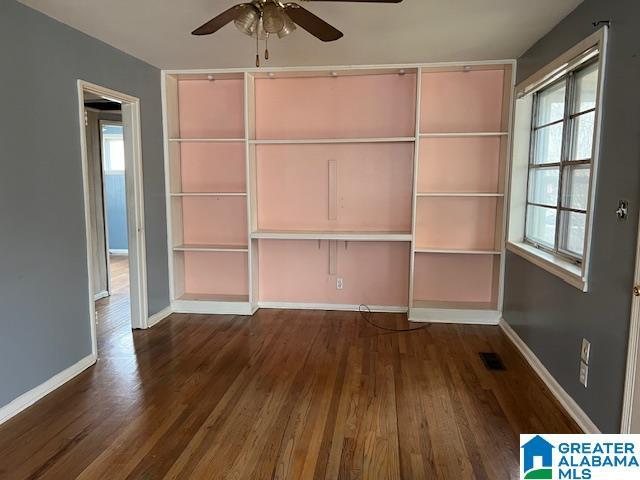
[528,167,559,206]
[574,63,598,113]
[526,205,557,247]
[536,81,566,126]
[560,211,586,257]
[101,124,125,173]
[570,111,595,160]
[533,123,563,164]
[562,165,590,210]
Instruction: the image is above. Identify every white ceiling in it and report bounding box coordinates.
[19,0,582,69]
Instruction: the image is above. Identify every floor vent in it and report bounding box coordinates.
[479,352,506,371]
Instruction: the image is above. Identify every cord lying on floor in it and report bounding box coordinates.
[358,304,428,332]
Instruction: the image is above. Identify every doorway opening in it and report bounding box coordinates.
[78,81,148,358]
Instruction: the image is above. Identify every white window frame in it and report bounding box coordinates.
[507,28,608,291]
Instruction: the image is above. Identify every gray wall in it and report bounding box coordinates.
[504,0,640,433]
[0,0,169,407]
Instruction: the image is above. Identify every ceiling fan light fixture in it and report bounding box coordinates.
[262,2,285,34]
[277,12,296,39]
[234,3,259,36]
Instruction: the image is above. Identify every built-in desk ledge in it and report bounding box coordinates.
[507,241,587,292]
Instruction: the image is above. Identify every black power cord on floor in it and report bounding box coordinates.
[358,304,428,332]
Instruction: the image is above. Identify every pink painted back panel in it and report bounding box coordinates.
[180,142,246,193]
[415,197,498,250]
[182,197,248,246]
[255,74,416,139]
[420,70,504,133]
[256,144,413,232]
[178,79,244,138]
[413,253,495,303]
[418,137,501,193]
[259,240,410,306]
[184,251,248,295]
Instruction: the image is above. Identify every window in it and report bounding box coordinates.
[507,28,606,291]
[101,124,125,174]
[524,60,599,264]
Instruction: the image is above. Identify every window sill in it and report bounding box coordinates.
[507,241,587,292]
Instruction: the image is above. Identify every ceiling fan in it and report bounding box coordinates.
[192,0,403,66]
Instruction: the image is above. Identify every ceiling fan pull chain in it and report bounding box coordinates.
[256,30,260,67]
[265,33,270,60]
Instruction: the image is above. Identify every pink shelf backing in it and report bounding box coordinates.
[256,143,414,232]
[418,137,501,193]
[184,251,248,296]
[259,240,410,306]
[182,196,247,246]
[413,253,496,304]
[178,79,244,138]
[415,197,499,250]
[254,74,416,139]
[180,142,246,193]
[420,70,504,133]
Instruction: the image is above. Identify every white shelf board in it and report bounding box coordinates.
[170,192,247,197]
[414,248,502,255]
[177,293,249,302]
[249,137,415,145]
[419,132,508,138]
[416,192,504,197]
[173,244,249,253]
[169,138,245,143]
[251,231,412,242]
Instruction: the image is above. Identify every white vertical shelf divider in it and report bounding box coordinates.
[407,67,423,312]
[245,72,259,314]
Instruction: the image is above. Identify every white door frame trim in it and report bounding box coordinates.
[77,80,149,351]
[621,208,640,433]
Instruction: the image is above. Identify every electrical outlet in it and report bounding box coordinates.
[579,361,589,388]
[336,277,344,290]
[581,339,591,364]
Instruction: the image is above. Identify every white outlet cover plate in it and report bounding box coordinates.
[581,338,591,364]
[580,361,588,388]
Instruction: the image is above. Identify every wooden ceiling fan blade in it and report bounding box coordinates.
[192,4,246,36]
[284,4,344,42]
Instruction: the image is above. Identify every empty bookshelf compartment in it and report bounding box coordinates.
[415,196,500,251]
[254,73,416,139]
[418,137,502,193]
[179,142,246,193]
[420,70,504,134]
[255,143,414,233]
[181,196,248,247]
[177,78,244,139]
[413,253,498,307]
[182,251,248,299]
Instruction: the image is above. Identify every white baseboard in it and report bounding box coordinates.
[499,319,600,434]
[409,307,501,325]
[109,249,128,256]
[93,290,109,301]
[257,302,408,313]
[0,353,96,426]
[147,306,173,328]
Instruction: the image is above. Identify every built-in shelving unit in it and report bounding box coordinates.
[162,62,514,322]
[163,73,252,314]
[409,65,514,323]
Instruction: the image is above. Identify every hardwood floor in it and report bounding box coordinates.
[0,303,579,479]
